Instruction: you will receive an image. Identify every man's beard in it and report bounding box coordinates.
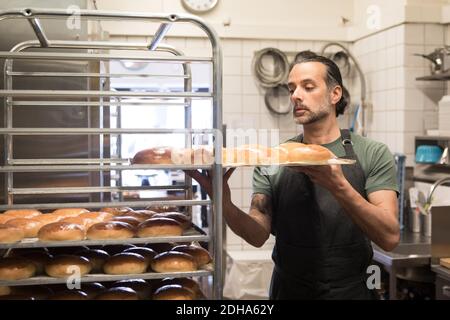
[293,96,332,125]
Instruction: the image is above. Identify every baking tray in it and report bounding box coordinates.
[0,268,213,287]
[223,158,356,168]
[0,226,209,250]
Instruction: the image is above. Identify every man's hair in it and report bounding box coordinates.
[290,51,350,117]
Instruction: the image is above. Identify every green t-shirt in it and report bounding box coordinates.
[252,132,399,198]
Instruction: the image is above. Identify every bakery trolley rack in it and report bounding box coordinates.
[0,8,224,299]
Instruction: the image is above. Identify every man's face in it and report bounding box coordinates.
[287,62,333,125]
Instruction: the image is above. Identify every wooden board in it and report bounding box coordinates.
[440,258,450,269]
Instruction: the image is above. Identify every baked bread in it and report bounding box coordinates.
[150,251,197,273]
[137,218,183,237]
[118,210,155,222]
[75,249,110,273]
[0,224,25,243]
[86,221,135,240]
[34,214,63,226]
[52,208,89,218]
[0,215,15,224]
[100,207,133,216]
[279,142,333,162]
[112,279,152,300]
[16,250,53,275]
[103,253,148,275]
[38,222,85,241]
[153,284,195,300]
[172,244,212,267]
[6,218,43,238]
[123,247,157,264]
[45,255,92,278]
[3,209,42,219]
[111,216,141,227]
[132,147,173,165]
[95,287,139,300]
[80,282,106,299]
[101,244,136,255]
[157,277,201,298]
[0,257,36,280]
[145,205,179,213]
[152,212,191,230]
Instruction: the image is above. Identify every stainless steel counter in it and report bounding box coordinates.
[372,231,432,300]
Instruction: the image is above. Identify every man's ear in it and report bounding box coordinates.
[330,86,342,105]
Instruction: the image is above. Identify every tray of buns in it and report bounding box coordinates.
[223,158,356,168]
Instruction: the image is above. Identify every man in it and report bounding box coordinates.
[187,53,399,300]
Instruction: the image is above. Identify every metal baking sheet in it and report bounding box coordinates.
[0,269,213,287]
[224,158,356,167]
[0,227,209,250]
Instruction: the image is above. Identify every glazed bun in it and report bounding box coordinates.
[103,253,148,275]
[3,209,42,219]
[0,215,15,224]
[111,216,141,227]
[137,218,183,237]
[34,214,63,226]
[132,147,172,165]
[280,142,333,162]
[112,279,152,299]
[150,251,197,273]
[158,277,201,298]
[145,243,176,253]
[236,144,271,165]
[101,244,136,256]
[0,257,36,280]
[50,290,89,300]
[172,245,212,267]
[45,255,92,278]
[80,282,106,299]
[38,222,85,241]
[75,249,110,273]
[171,147,214,165]
[101,207,133,216]
[145,205,178,213]
[123,247,157,264]
[152,212,191,230]
[6,218,43,238]
[77,212,113,227]
[95,287,139,300]
[52,208,89,218]
[119,210,155,222]
[153,284,195,300]
[0,224,25,243]
[87,221,135,240]
[16,250,53,275]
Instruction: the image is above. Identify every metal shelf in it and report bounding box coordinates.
[0,269,213,287]
[0,227,209,250]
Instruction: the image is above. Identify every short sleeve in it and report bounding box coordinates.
[365,144,399,195]
[252,166,273,197]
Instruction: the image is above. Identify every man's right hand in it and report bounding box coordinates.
[184,168,236,205]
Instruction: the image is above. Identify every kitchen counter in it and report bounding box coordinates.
[372,231,431,300]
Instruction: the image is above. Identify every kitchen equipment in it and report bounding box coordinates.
[422,211,432,237]
[415,145,443,164]
[408,187,421,233]
[264,84,292,115]
[414,47,450,75]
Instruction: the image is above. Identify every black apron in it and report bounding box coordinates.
[269,129,376,300]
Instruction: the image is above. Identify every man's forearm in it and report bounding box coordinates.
[331,181,399,251]
[222,201,270,247]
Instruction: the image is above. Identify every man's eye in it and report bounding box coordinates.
[305,86,314,91]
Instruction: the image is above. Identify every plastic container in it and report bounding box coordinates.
[415,145,443,164]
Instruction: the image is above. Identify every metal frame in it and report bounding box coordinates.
[0,8,223,299]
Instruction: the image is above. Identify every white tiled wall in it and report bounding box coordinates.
[353,23,446,167]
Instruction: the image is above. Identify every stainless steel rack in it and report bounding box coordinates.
[0,8,223,299]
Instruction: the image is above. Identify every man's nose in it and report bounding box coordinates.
[291,87,303,102]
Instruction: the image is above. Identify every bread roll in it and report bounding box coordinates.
[80,282,106,299]
[95,287,139,300]
[101,244,136,255]
[132,147,173,165]
[171,147,214,165]
[137,218,183,237]
[101,207,133,216]
[3,209,42,219]
[150,251,197,273]
[119,210,154,222]
[112,279,152,300]
[38,222,85,241]
[279,142,333,162]
[0,257,36,280]
[34,214,63,226]
[222,147,238,164]
[52,208,89,218]
[0,286,11,296]
[172,245,212,267]
[86,221,135,240]
[0,224,25,243]
[267,146,289,164]
[123,247,157,264]
[145,242,176,253]
[45,255,92,278]
[6,218,43,238]
[153,284,195,300]
[75,249,110,273]
[145,205,179,213]
[152,212,191,230]
[16,250,53,275]
[50,290,89,300]
[103,253,148,275]
[111,216,141,227]
[158,277,201,298]
[76,212,113,227]
[237,144,271,165]
[0,215,15,224]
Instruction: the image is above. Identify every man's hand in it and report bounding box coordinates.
[184,168,236,204]
[291,164,348,194]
